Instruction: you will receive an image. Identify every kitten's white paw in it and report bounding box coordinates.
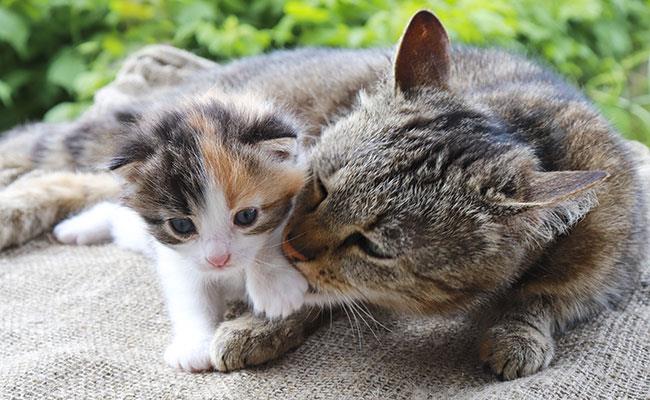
[164,336,212,373]
[248,266,308,319]
[54,213,111,245]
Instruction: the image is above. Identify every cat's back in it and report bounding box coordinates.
[214,48,391,138]
[451,46,629,172]
[453,46,646,278]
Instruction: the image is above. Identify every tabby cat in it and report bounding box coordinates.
[278,11,647,380]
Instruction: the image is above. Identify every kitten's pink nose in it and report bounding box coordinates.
[207,254,231,269]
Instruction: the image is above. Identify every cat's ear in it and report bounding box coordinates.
[257,137,298,162]
[107,139,154,180]
[507,170,609,207]
[495,170,608,243]
[394,10,452,93]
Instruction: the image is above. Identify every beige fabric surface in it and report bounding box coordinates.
[0,141,648,399]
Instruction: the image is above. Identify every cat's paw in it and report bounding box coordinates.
[210,313,304,372]
[247,266,308,319]
[479,322,555,380]
[164,336,212,373]
[53,206,114,245]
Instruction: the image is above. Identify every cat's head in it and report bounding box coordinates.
[282,11,608,312]
[110,94,305,274]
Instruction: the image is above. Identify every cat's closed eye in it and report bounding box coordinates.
[341,232,393,259]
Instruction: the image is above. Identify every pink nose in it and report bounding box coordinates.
[207,254,231,268]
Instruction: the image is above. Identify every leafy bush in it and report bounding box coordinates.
[0,0,648,145]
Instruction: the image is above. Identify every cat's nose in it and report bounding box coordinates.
[282,238,308,263]
[282,230,324,262]
[207,253,231,268]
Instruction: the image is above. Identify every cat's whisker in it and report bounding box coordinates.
[339,299,363,349]
[346,296,381,344]
[349,291,393,333]
[348,298,388,339]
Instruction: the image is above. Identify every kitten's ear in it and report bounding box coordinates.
[107,139,154,179]
[394,10,452,93]
[515,170,609,207]
[257,137,297,162]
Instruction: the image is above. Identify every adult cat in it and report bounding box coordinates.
[227,11,647,380]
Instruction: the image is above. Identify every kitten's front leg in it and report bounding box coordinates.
[479,297,555,380]
[156,246,223,372]
[246,245,308,319]
[210,303,320,372]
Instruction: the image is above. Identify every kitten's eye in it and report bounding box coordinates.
[341,232,393,259]
[169,218,196,235]
[234,207,258,227]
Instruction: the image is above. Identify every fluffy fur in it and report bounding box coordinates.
[281,11,647,380]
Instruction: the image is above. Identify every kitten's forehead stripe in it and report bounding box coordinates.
[199,136,248,209]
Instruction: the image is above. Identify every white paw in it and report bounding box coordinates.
[54,212,111,245]
[248,264,308,320]
[164,336,212,373]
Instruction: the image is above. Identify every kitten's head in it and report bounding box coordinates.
[283,11,608,312]
[111,94,305,274]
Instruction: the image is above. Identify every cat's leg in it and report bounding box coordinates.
[210,303,321,372]
[479,297,555,380]
[93,44,219,110]
[155,245,225,372]
[245,232,309,319]
[0,171,119,251]
[479,192,643,380]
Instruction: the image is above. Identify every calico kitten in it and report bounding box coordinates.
[280,11,647,380]
[54,94,310,372]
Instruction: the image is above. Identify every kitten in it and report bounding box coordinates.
[54,94,310,372]
[280,10,647,380]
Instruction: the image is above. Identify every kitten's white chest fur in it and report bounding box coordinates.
[54,201,307,372]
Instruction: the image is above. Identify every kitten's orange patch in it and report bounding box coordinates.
[198,127,304,212]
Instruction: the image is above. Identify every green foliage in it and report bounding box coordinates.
[0,0,648,145]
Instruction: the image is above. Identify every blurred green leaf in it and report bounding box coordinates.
[47,49,87,93]
[43,101,91,122]
[0,8,29,57]
[0,80,12,107]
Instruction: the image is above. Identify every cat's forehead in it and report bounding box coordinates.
[313,96,533,225]
[128,98,304,214]
[145,97,299,146]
